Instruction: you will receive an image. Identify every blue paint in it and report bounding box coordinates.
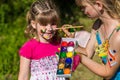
[96,31,102,45]
[102,57,107,64]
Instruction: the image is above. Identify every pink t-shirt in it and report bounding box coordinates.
[19,39,60,60]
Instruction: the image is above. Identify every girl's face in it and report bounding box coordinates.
[80,1,100,19]
[36,23,57,40]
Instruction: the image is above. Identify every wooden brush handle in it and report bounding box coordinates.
[55,24,83,30]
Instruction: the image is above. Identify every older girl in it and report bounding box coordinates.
[75,0,120,80]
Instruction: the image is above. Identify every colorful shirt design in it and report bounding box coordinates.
[19,39,65,80]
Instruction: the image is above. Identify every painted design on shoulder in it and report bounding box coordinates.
[96,31,102,45]
[95,39,118,67]
[95,39,109,64]
[108,49,117,67]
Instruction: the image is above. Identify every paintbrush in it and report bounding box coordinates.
[55,25,83,30]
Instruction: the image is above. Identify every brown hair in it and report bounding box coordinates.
[25,0,61,44]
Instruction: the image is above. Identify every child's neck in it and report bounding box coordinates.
[100,12,119,28]
[105,19,119,29]
[100,19,119,39]
[39,36,50,43]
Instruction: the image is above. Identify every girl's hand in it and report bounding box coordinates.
[61,25,71,36]
[62,24,75,38]
[72,45,88,72]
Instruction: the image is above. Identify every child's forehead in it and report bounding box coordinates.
[82,0,95,4]
[80,1,91,6]
[76,0,91,7]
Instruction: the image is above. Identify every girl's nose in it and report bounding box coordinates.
[46,24,53,31]
[47,24,52,29]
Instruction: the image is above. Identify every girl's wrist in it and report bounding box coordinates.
[75,52,87,57]
[75,52,87,64]
[75,46,87,56]
[67,33,72,37]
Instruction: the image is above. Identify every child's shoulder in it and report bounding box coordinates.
[20,38,39,53]
[19,39,39,59]
[113,28,120,41]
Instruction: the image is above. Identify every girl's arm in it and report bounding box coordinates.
[18,56,30,80]
[85,29,96,58]
[81,32,120,79]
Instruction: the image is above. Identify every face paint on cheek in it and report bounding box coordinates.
[40,26,56,40]
[41,29,46,33]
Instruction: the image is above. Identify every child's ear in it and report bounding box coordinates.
[31,20,36,29]
[95,1,103,11]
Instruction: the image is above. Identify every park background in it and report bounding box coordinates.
[0,0,102,80]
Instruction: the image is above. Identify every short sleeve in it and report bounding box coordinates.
[19,40,33,59]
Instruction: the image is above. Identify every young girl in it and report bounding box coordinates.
[18,0,66,80]
[74,0,120,80]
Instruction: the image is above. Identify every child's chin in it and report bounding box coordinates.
[44,36,53,40]
[46,37,52,40]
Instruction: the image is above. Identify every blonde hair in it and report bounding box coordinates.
[25,0,60,40]
[75,0,120,19]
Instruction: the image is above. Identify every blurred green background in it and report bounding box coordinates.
[0,0,102,80]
